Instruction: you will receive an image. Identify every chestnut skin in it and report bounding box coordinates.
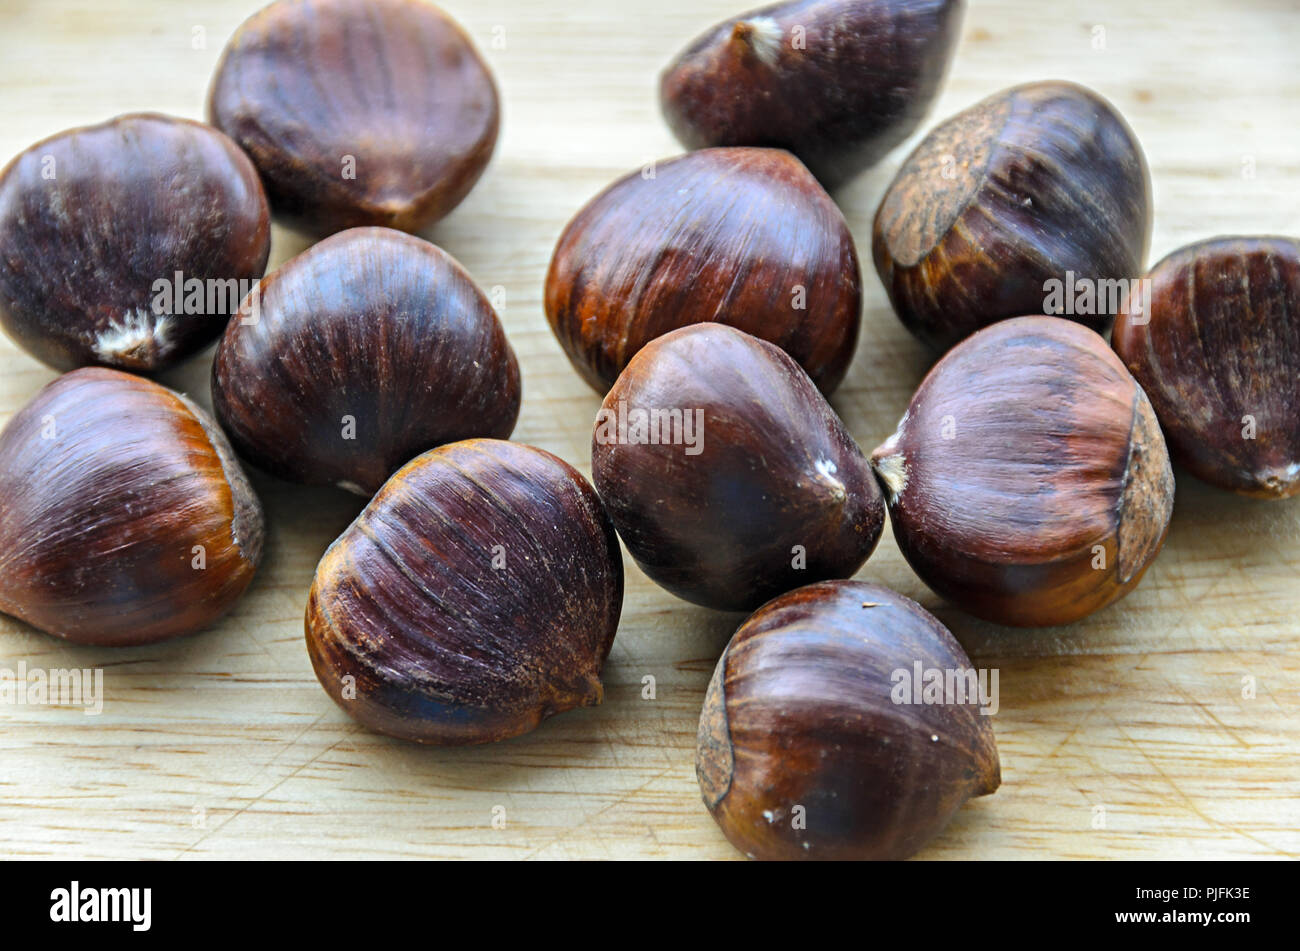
[212,227,521,497]
[545,147,861,395]
[591,323,884,612]
[1113,236,1300,499]
[873,81,1152,351]
[209,0,499,236]
[871,316,1173,627]
[698,580,1000,860]
[305,439,624,745]
[661,0,966,189]
[0,113,270,372]
[0,368,264,645]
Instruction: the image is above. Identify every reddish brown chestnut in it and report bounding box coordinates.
[209,0,499,236]
[591,323,883,612]
[545,147,861,395]
[870,316,1173,627]
[0,113,270,372]
[698,580,1000,860]
[305,439,623,745]
[0,368,264,645]
[873,81,1151,351]
[661,0,966,188]
[1113,236,1300,499]
[212,227,520,496]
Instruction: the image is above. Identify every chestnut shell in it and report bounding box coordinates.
[212,227,521,496]
[0,113,270,372]
[1113,236,1300,499]
[208,0,499,236]
[305,439,624,745]
[661,0,966,189]
[545,147,861,395]
[698,580,1000,860]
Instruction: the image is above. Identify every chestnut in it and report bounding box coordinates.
[661,0,966,189]
[0,368,264,646]
[870,316,1173,627]
[208,0,499,236]
[545,147,861,395]
[591,322,883,612]
[212,227,520,496]
[0,113,270,372]
[305,438,623,745]
[873,81,1152,351]
[698,580,1000,860]
[1113,236,1300,499]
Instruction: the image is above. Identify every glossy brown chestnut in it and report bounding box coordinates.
[698,580,1000,860]
[873,81,1152,351]
[871,316,1173,627]
[208,0,499,236]
[591,323,883,612]
[0,113,270,372]
[1113,236,1300,499]
[305,439,623,745]
[0,368,264,645]
[212,227,520,496]
[545,147,861,395]
[661,0,966,189]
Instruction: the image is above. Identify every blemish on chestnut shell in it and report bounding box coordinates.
[212,227,520,496]
[697,580,1000,861]
[591,323,884,612]
[0,113,270,372]
[305,439,624,745]
[661,0,966,189]
[545,147,861,395]
[870,316,1174,627]
[872,81,1152,351]
[1113,236,1300,499]
[0,368,264,645]
[208,0,499,236]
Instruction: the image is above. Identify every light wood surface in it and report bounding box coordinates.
[0,0,1297,860]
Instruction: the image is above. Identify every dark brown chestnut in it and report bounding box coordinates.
[1113,236,1300,499]
[208,0,499,236]
[870,316,1173,627]
[305,438,623,745]
[545,147,861,395]
[661,0,966,189]
[873,81,1152,351]
[698,580,1000,860]
[0,113,270,372]
[591,322,883,612]
[212,227,520,496]
[0,368,264,645]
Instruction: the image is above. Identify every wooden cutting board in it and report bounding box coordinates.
[0,0,1296,859]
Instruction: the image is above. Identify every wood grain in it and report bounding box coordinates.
[0,0,1297,859]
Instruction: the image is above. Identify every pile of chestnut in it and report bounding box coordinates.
[0,0,1295,861]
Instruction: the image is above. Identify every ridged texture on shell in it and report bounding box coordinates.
[212,227,520,495]
[0,113,270,372]
[0,368,264,645]
[545,147,861,395]
[208,0,499,236]
[305,439,624,745]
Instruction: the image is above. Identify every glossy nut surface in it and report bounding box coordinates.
[0,113,270,372]
[209,0,499,236]
[212,227,520,496]
[871,316,1173,627]
[545,147,861,395]
[305,439,624,745]
[698,580,1000,860]
[1113,236,1300,499]
[0,368,264,645]
[873,81,1151,351]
